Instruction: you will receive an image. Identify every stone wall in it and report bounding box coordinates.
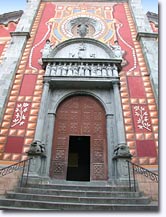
[0,170,21,195]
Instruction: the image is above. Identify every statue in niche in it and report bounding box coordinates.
[67,63,73,76]
[45,63,51,76]
[56,63,62,76]
[62,63,68,76]
[110,40,123,58]
[101,64,107,77]
[77,23,89,37]
[112,64,118,77]
[85,63,90,76]
[42,39,53,58]
[91,63,97,76]
[73,63,78,76]
[79,62,85,76]
[96,64,102,76]
[51,63,57,76]
[107,64,113,76]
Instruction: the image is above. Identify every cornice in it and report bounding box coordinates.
[136,32,158,41]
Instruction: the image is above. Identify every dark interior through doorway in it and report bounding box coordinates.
[67,136,90,181]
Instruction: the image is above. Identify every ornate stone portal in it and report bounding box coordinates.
[30,37,131,182]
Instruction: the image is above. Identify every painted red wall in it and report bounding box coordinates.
[0,2,158,167]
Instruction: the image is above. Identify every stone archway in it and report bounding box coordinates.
[50,95,108,181]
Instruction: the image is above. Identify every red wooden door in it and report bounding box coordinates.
[50,95,108,180]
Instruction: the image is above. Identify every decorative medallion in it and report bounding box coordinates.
[60,15,107,39]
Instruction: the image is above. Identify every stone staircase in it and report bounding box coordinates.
[0,181,158,211]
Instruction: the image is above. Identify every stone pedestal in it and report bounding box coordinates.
[28,156,42,177]
[112,144,132,181]
[27,140,46,176]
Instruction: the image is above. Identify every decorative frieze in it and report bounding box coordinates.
[45,62,119,78]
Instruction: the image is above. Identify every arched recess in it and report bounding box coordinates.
[50,94,108,181]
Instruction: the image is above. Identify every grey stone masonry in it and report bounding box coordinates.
[128,0,158,104]
[16,0,41,33]
[0,0,41,122]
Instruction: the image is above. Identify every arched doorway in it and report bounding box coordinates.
[50,95,108,181]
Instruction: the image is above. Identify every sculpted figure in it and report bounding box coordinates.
[56,63,62,76]
[96,64,102,76]
[107,64,113,76]
[101,64,107,77]
[112,64,118,77]
[91,63,97,76]
[85,63,90,76]
[28,140,46,157]
[73,63,78,76]
[79,62,85,76]
[42,39,52,58]
[113,144,131,158]
[51,63,57,76]
[77,23,88,37]
[67,63,73,76]
[110,40,123,58]
[62,63,68,76]
[45,63,51,76]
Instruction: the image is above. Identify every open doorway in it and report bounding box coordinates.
[67,136,90,181]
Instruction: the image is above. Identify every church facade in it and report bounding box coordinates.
[0,0,158,184]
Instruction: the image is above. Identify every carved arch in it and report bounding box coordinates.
[44,38,117,59]
[52,91,108,115]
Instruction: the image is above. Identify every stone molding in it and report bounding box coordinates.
[136,32,158,41]
[10,31,31,39]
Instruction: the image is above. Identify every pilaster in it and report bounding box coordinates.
[0,0,42,122]
[112,81,126,146]
[128,0,158,104]
[34,81,50,142]
[106,113,115,180]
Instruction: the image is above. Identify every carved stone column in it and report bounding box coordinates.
[112,81,126,146]
[112,80,132,181]
[45,113,56,177]
[34,80,50,142]
[106,113,115,180]
[29,80,50,176]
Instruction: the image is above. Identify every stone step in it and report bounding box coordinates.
[6,192,150,204]
[26,183,135,192]
[0,198,158,211]
[14,187,143,198]
[0,181,158,211]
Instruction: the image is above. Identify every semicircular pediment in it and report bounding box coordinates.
[49,38,116,59]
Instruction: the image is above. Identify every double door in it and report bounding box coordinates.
[50,95,108,181]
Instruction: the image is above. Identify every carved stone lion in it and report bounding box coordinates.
[28,140,46,157]
[113,144,132,158]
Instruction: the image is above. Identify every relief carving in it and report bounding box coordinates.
[49,62,117,78]
[28,140,46,157]
[134,105,151,131]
